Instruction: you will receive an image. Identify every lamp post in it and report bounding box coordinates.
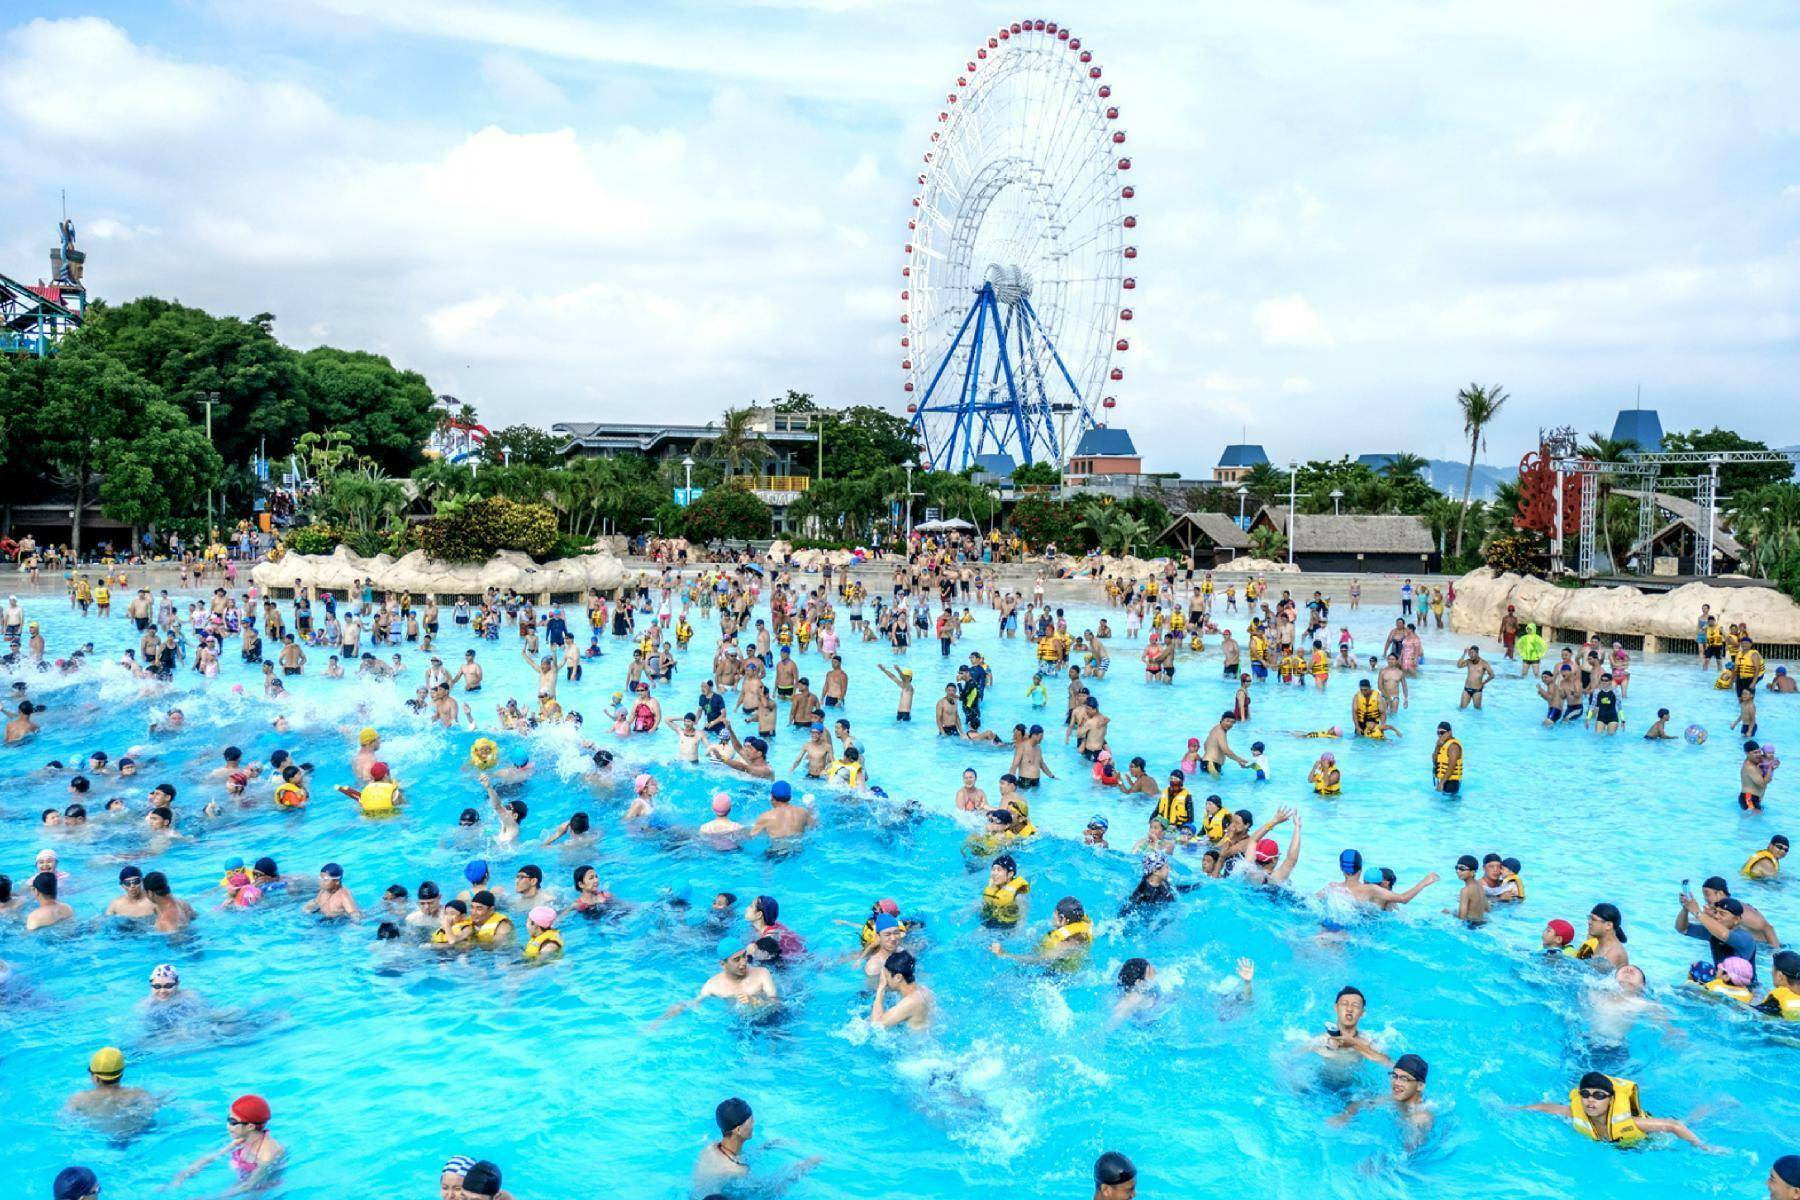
[1330,487,1344,516]
[1235,484,1249,526]
[1287,461,1298,565]
[681,456,694,506]
[202,390,218,538]
[904,460,916,541]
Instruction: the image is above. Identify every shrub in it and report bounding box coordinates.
[284,525,341,556]
[1484,532,1544,577]
[683,485,772,544]
[1009,496,1082,549]
[415,495,558,561]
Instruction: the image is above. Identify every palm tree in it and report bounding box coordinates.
[1381,452,1429,481]
[1453,383,1509,558]
[1578,432,1640,569]
[1240,461,1288,509]
[696,407,770,480]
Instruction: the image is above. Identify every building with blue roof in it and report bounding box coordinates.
[1064,427,1142,482]
[1610,408,1663,453]
[1214,443,1269,484]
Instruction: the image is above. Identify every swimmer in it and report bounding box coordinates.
[709,727,775,780]
[523,905,562,960]
[478,774,527,842]
[657,940,779,1024]
[747,780,817,841]
[104,866,155,920]
[868,948,933,1030]
[1093,1152,1138,1200]
[301,862,361,921]
[699,793,746,843]
[990,895,1092,967]
[1519,1072,1706,1147]
[955,768,988,812]
[67,1046,158,1128]
[1448,855,1491,924]
[1567,903,1631,969]
[170,1094,285,1189]
[1644,708,1675,740]
[1743,836,1789,881]
[1313,984,1392,1065]
[25,871,74,931]
[1320,850,1438,911]
[1328,1052,1434,1144]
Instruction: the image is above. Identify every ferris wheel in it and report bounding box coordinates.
[901,18,1136,473]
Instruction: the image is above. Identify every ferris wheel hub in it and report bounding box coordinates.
[983,263,1033,305]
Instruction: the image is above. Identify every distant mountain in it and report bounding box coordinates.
[1424,459,1513,502]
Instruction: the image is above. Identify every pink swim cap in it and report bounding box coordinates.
[234,885,263,907]
[529,905,557,929]
[711,793,732,815]
[1719,956,1753,986]
[633,773,653,794]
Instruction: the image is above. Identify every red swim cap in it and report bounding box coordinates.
[1547,919,1575,945]
[369,762,389,781]
[231,1094,272,1125]
[1255,838,1280,862]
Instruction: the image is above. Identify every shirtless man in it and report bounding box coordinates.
[710,728,775,779]
[1741,739,1770,811]
[522,650,558,706]
[1069,697,1111,759]
[454,650,483,693]
[144,871,195,932]
[748,780,817,840]
[1329,1053,1434,1145]
[1200,713,1250,776]
[660,942,778,1024]
[301,863,362,920]
[789,724,834,779]
[1702,876,1780,947]
[1312,984,1391,1066]
[1456,647,1495,710]
[5,699,42,743]
[104,867,156,920]
[786,679,817,727]
[1320,849,1439,911]
[868,949,933,1030]
[26,871,75,931]
[934,684,962,736]
[68,1046,158,1127]
[1377,654,1408,713]
[1011,724,1055,787]
[876,664,914,721]
[1448,855,1491,924]
[822,656,848,708]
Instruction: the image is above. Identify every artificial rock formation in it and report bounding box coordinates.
[1448,569,1800,646]
[250,547,627,599]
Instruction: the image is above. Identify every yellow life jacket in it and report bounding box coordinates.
[1706,625,1724,647]
[1310,650,1329,676]
[676,620,693,643]
[1037,636,1058,661]
[1758,986,1800,1020]
[1278,655,1303,681]
[1503,870,1527,901]
[1353,691,1382,729]
[472,912,511,945]
[829,759,864,788]
[1713,669,1735,690]
[1041,917,1094,951]
[1170,612,1186,633]
[1565,935,1599,960]
[1741,848,1780,879]
[1435,737,1464,782]
[1203,807,1229,843]
[1250,634,1268,660]
[1701,978,1752,1003]
[1311,768,1341,796]
[274,782,307,809]
[432,918,472,946]
[1568,1077,1646,1145]
[1201,579,1214,595]
[357,780,398,815]
[776,626,793,645]
[1155,787,1193,827]
[524,928,564,959]
[1738,650,1763,679]
[982,875,1030,922]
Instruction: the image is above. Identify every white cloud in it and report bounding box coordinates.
[1253,295,1331,348]
[480,53,568,112]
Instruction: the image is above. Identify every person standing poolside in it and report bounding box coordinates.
[171,1094,285,1189]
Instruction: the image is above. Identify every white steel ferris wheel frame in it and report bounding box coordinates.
[900,18,1137,471]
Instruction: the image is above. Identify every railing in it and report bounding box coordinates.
[742,475,811,493]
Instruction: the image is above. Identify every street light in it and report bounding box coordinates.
[904,460,917,541]
[1330,487,1344,516]
[681,456,695,506]
[1287,461,1298,565]
[1236,485,1249,525]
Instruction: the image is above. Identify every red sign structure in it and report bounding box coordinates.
[1515,443,1583,537]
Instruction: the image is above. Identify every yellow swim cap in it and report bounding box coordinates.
[358,727,380,746]
[90,1046,125,1081]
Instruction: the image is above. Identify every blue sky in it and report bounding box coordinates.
[3,1,1796,472]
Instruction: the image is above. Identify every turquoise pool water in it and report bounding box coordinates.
[2,581,1793,1199]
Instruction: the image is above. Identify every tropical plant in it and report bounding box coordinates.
[1732,483,1800,600]
[1248,525,1287,561]
[296,428,357,480]
[1381,452,1430,481]
[682,484,773,544]
[1484,531,1544,577]
[314,463,406,535]
[695,406,771,479]
[1453,382,1509,558]
[414,495,558,561]
[1239,461,1288,508]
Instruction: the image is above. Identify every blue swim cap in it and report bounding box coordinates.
[464,860,488,884]
[1087,814,1110,831]
[771,781,792,801]
[514,753,530,768]
[716,936,746,961]
[223,857,245,871]
[54,1166,99,1200]
[1321,919,1348,934]
[321,862,343,878]
[1338,849,1362,874]
[873,913,901,934]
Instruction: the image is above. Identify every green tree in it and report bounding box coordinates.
[1011,461,1060,487]
[1381,452,1430,481]
[1661,428,1795,497]
[1239,461,1288,508]
[696,407,772,479]
[1453,382,1509,558]
[1579,431,1640,569]
[481,423,564,468]
[682,484,772,544]
[296,347,438,475]
[315,464,407,536]
[1010,495,1082,549]
[1248,525,1288,561]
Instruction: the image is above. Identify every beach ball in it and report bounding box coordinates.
[1684,724,1707,745]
